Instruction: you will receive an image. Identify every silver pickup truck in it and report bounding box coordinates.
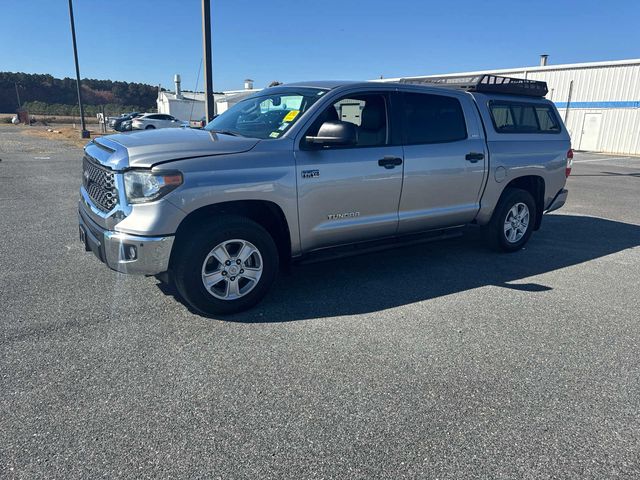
[78,75,571,315]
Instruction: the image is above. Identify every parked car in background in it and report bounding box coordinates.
[132,113,184,130]
[190,117,208,128]
[120,118,134,131]
[108,112,141,132]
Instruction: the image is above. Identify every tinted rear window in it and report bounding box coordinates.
[490,101,561,133]
[402,92,467,144]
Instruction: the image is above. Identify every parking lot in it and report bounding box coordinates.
[1,126,639,478]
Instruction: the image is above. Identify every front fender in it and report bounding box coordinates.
[162,146,301,255]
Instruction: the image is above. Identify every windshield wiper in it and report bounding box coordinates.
[210,129,241,137]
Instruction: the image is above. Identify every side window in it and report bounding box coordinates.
[491,105,514,130]
[490,102,561,133]
[306,93,388,147]
[510,104,539,132]
[402,93,467,144]
[535,106,561,132]
[146,114,159,120]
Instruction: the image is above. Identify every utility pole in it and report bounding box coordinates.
[68,0,89,138]
[202,0,215,123]
[14,82,21,109]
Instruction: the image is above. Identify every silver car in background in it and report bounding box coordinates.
[132,113,184,130]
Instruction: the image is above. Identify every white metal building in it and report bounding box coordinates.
[157,89,206,122]
[157,74,224,122]
[384,58,640,155]
[157,75,261,121]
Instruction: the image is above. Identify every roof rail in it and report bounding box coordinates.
[399,74,549,97]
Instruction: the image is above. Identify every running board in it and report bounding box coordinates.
[295,227,465,265]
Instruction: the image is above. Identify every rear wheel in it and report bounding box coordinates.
[487,188,536,252]
[172,216,278,315]
[145,125,155,130]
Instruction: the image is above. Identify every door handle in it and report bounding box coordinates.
[378,156,403,169]
[465,152,484,162]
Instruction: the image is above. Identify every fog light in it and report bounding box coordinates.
[124,245,137,260]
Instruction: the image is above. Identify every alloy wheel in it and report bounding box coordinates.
[201,239,263,300]
[503,202,530,243]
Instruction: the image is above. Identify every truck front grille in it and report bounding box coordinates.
[82,156,118,212]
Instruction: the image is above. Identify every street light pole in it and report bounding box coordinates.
[67,0,89,138]
[202,0,215,123]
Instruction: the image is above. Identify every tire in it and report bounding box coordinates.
[172,215,279,315]
[487,188,537,252]
[145,125,155,130]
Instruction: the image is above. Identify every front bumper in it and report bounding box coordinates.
[78,205,174,275]
[546,188,568,213]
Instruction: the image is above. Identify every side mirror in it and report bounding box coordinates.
[306,121,357,147]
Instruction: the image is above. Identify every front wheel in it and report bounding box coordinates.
[487,188,537,252]
[172,216,279,315]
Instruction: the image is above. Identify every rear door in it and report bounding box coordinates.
[397,90,487,234]
[147,114,161,127]
[295,91,404,252]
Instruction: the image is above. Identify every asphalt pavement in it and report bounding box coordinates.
[1,126,639,479]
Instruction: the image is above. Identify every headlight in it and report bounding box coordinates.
[123,169,183,204]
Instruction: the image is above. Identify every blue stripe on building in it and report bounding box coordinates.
[554,101,640,109]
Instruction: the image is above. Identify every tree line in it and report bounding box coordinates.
[0,72,160,115]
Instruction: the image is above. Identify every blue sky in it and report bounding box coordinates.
[1,0,639,92]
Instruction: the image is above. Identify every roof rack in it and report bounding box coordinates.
[399,74,549,97]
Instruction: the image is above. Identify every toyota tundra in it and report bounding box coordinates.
[78,75,571,315]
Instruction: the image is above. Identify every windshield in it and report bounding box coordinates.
[205,87,327,139]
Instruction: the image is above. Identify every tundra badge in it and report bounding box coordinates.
[327,212,360,220]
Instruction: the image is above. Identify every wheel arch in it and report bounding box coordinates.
[497,175,545,230]
[170,200,292,269]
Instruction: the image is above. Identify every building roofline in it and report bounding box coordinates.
[222,88,262,94]
[380,58,640,82]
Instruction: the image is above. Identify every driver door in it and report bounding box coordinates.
[295,91,404,252]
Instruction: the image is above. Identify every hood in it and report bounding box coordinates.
[92,128,260,169]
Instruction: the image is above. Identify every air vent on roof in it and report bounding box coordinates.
[399,74,549,97]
